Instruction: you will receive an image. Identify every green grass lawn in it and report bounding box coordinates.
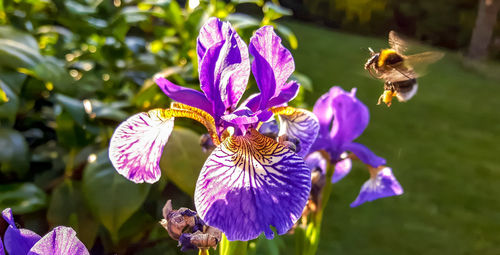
[286,21,500,255]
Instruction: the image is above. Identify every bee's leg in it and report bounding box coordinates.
[378,90,394,107]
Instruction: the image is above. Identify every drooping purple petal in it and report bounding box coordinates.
[331,155,352,183]
[267,81,300,108]
[330,89,369,146]
[109,109,174,183]
[198,19,250,116]
[305,151,327,174]
[344,142,386,168]
[249,26,295,110]
[155,77,213,115]
[194,130,311,241]
[27,227,89,255]
[277,108,319,157]
[2,208,41,255]
[178,233,197,251]
[350,167,403,207]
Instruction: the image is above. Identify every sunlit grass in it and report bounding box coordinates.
[287,20,500,255]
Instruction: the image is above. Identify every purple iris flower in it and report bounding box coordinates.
[109,18,319,241]
[1,208,89,255]
[309,86,402,206]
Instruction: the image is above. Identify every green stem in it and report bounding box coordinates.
[304,163,335,255]
[219,234,247,255]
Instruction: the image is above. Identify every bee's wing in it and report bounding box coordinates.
[388,31,408,54]
[405,51,444,75]
[379,67,417,82]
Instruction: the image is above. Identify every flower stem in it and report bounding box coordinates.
[199,248,209,255]
[219,234,247,255]
[304,163,335,255]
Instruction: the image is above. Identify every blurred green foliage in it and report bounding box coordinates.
[0,0,299,253]
[289,0,500,52]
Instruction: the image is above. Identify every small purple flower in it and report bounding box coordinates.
[311,86,386,182]
[350,167,403,207]
[309,86,402,206]
[1,208,89,255]
[109,18,319,241]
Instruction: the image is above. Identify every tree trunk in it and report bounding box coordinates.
[467,0,500,60]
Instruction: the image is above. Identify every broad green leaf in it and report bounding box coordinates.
[160,127,209,196]
[227,13,260,30]
[275,24,298,50]
[230,0,264,6]
[0,128,29,175]
[54,94,86,125]
[0,26,38,49]
[55,110,90,148]
[0,183,47,214]
[262,2,292,21]
[82,150,151,241]
[64,0,97,15]
[47,180,99,248]
[0,80,18,126]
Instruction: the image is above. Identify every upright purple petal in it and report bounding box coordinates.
[2,208,41,255]
[155,77,213,115]
[343,142,386,168]
[330,89,369,146]
[313,86,344,137]
[249,26,295,110]
[331,156,352,183]
[350,167,403,207]
[277,108,319,157]
[197,17,225,62]
[267,81,300,108]
[109,109,174,183]
[27,227,89,255]
[198,19,250,116]
[195,130,311,241]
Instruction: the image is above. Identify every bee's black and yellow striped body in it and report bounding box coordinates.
[364,31,443,107]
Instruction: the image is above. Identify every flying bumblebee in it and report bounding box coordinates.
[364,31,444,107]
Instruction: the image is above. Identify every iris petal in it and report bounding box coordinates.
[109,109,174,183]
[344,142,386,167]
[0,237,4,255]
[331,156,352,183]
[313,86,344,137]
[194,130,311,241]
[249,26,295,110]
[330,89,369,145]
[350,167,403,207]
[27,227,89,255]
[305,152,327,174]
[198,19,250,115]
[277,108,319,157]
[267,81,299,108]
[155,77,213,115]
[2,208,41,255]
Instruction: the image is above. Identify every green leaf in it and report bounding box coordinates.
[160,127,209,196]
[262,2,292,21]
[0,128,29,175]
[0,183,47,214]
[47,180,99,248]
[82,150,151,241]
[0,80,18,126]
[54,94,86,125]
[275,24,298,50]
[55,110,90,148]
[0,26,38,49]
